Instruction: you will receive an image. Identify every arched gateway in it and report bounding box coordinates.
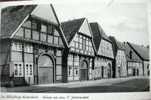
[38,54,54,84]
[80,60,88,81]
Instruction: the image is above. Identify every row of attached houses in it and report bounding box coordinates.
[0,4,150,86]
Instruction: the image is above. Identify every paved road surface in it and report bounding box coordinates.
[1,77,150,93]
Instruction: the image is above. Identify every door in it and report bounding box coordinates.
[38,55,54,84]
[133,68,136,76]
[108,63,112,78]
[101,66,104,78]
[80,61,88,81]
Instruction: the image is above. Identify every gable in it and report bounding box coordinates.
[69,33,94,56]
[79,19,92,37]
[31,5,58,25]
[124,43,142,62]
[98,39,114,59]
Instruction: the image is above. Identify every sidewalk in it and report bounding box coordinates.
[37,76,149,88]
[1,76,149,92]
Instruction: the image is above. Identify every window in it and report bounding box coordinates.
[56,57,62,64]
[12,42,22,51]
[48,25,53,34]
[25,28,31,39]
[40,33,47,41]
[32,21,37,30]
[54,36,58,44]
[16,27,24,37]
[32,30,39,40]
[25,63,33,77]
[14,63,23,77]
[54,29,60,36]
[24,44,33,53]
[23,20,31,28]
[56,50,62,56]
[48,35,53,43]
[41,24,47,32]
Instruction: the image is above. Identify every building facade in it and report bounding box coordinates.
[61,18,95,82]
[127,43,150,76]
[109,36,127,78]
[90,23,114,80]
[123,42,144,76]
[0,5,68,86]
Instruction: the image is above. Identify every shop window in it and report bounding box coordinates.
[14,63,23,77]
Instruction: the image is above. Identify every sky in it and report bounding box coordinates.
[52,0,149,46]
[0,0,149,46]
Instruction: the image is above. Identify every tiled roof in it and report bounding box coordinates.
[1,5,36,37]
[61,18,85,43]
[90,22,111,52]
[128,42,149,61]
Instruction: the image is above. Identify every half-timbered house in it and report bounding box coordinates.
[90,22,114,79]
[109,36,127,78]
[0,4,67,86]
[127,43,150,76]
[61,18,95,82]
[123,42,144,76]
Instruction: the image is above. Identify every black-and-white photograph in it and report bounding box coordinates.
[0,0,150,93]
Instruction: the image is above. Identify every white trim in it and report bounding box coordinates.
[10,15,30,38]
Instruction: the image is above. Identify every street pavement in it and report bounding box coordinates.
[1,76,150,93]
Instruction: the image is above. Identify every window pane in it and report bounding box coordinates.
[56,50,62,56]
[48,25,53,34]
[41,24,47,32]
[32,22,37,30]
[16,27,24,37]
[32,31,39,40]
[54,29,60,36]
[40,33,46,42]
[54,36,58,44]
[48,35,53,43]
[25,29,31,39]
